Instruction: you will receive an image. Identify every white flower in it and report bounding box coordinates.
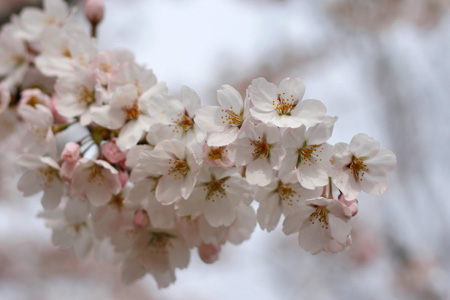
[279,117,337,189]
[135,140,201,205]
[256,178,322,232]
[89,49,135,85]
[119,229,190,288]
[40,196,94,258]
[19,0,69,41]
[282,197,352,254]
[227,121,285,186]
[331,133,397,200]
[71,159,122,206]
[20,104,56,157]
[55,67,102,125]
[35,22,97,77]
[91,83,169,150]
[146,85,206,148]
[195,84,247,146]
[108,62,157,96]
[0,24,29,87]
[16,154,64,210]
[176,166,253,227]
[249,77,326,128]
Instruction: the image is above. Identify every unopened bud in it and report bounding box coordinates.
[198,243,221,264]
[84,0,105,25]
[338,194,359,217]
[133,210,149,229]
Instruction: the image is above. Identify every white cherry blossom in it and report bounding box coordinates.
[279,117,337,189]
[227,121,285,186]
[283,197,352,254]
[249,77,327,128]
[71,159,122,206]
[331,133,397,200]
[176,166,253,227]
[195,84,248,146]
[16,154,64,210]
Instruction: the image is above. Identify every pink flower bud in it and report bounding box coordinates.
[198,243,221,264]
[118,169,129,187]
[61,142,81,163]
[338,193,359,217]
[102,138,127,164]
[133,210,149,229]
[84,0,105,24]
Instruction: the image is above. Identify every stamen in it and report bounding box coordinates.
[273,93,297,115]
[251,137,270,159]
[309,205,329,229]
[168,159,189,180]
[220,109,243,127]
[122,100,142,121]
[348,156,369,182]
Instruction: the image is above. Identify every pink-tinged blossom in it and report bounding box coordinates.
[17,88,51,118]
[279,117,337,189]
[16,154,64,210]
[198,243,221,264]
[50,94,68,124]
[202,144,233,168]
[55,67,102,125]
[18,0,69,41]
[338,193,358,217]
[102,138,127,164]
[283,197,352,254]
[256,178,322,232]
[35,22,97,78]
[195,84,248,146]
[118,229,190,288]
[60,142,80,181]
[135,140,200,205]
[71,159,122,206]
[331,133,397,200]
[89,49,134,85]
[84,0,105,24]
[248,77,327,128]
[146,85,206,148]
[40,197,94,258]
[133,209,149,229]
[20,103,57,157]
[227,121,285,186]
[176,166,253,228]
[91,82,169,150]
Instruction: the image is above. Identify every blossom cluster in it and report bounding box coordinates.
[1,0,397,288]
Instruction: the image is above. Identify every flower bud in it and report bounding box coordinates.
[133,210,149,229]
[338,193,359,217]
[84,0,105,24]
[61,142,81,163]
[198,243,221,264]
[101,138,127,164]
[118,169,129,187]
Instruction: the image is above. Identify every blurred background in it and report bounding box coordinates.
[1,0,450,299]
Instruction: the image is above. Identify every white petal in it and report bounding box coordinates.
[246,158,273,187]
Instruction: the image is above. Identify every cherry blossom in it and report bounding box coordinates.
[331,133,397,200]
[227,121,285,186]
[248,77,327,128]
[283,197,352,254]
[71,159,122,206]
[16,154,64,210]
[195,84,248,146]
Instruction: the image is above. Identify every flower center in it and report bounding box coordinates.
[250,137,270,159]
[349,156,369,182]
[220,107,243,127]
[273,93,297,115]
[208,146,227,161]
[122,100,141,121]
[276,182,301,206]
[149,232,175,254]
[109,193,124,209]
[168,159,189,180]
[38,167,59,187]
[77,85,94,104]
[297,143,323,167]
[309,205,329,229]
[172,112,194,132]
[87,164,104,185]
[203,177,229,202]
